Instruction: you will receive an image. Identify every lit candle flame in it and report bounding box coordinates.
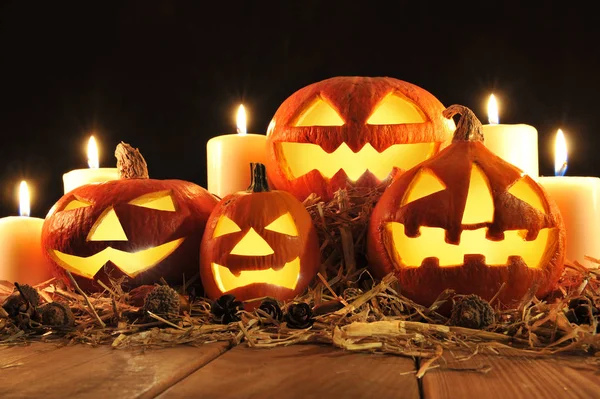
[87,135,99,169]
[19,181,30,217]
[554,129,568,177]
[236,104,247,135]
[487,94,499,125]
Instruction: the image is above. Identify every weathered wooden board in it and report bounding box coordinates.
[422,349,600,399]
[158,344,420,399]
[0,342,229,399]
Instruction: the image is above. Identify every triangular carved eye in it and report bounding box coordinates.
[265,212,298,236]
[402,168,446,205]
[507,177,546,214]
[213,215,242,238]
[63,198,92,211]
[129,190,176,212]
[367,93,426,125]
[294,97,344,127]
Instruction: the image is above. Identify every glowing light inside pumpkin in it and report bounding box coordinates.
[265,212,298,236]
[212,257,301,292]
[366,94,426,125]
[278,142,436,181]
[462,164,494,224]
[213,215,242,238]
[402,168,446,205]
[386,222,556,268]
[554,129,568,177]
[87,135,99,169]
[487,94,499,125]
[230,228,274,256]
[87,207,128,241]
[129,190,176,211]
[236,104,247,135]
[63,198,92,211]
[51,238,184,278]
[19,181,30,217]
[507,178,547,214]
[295,98,344,127]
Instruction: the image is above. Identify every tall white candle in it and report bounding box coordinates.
[538,129,600,268]
[482,94,539,178]
[207,104,267,198]
[63,135,119,194]
[0,181,53,285]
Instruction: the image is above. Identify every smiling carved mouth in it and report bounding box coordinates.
[386,222,558,268]
[277,142,436,181]
[212,257,301,292]
[51,238,185,279]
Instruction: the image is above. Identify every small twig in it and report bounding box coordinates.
[96,280,118,297]
[65,271,106,328]
[146,311,186,331]
[317,273,348,306]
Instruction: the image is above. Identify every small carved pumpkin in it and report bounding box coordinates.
[265,76,455,201]
[42,143,218,291]
[367,105,566,310]
[200,163,320,306]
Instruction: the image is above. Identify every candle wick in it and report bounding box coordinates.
[556,161,568,177]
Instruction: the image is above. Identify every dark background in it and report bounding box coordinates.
[1,1,599,217]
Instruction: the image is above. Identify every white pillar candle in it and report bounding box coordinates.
[481,94,539,178]
[538,129,600,267]
[0,182,53,285]
[207,105,267,198]
[63,135,119,194]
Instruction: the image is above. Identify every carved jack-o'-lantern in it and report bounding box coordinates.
[265,76,455,201]
[200,163,320,306]
[42,143,218,291]
[367,105,566,309]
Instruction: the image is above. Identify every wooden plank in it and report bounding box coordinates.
[422,349,600,399]
[0,342,64,368]
[158,344,420,399]
[0,342,229,399]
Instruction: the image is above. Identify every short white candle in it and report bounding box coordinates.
[538,129,600,267]
[207,104,267,198]
[63,135,119,194]
[0,181,53,285]
[482,94,539,178]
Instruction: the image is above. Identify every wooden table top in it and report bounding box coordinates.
[1,342,598,399]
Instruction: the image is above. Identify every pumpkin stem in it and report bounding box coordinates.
[247,163,270,192]
[443,104,485,143]
[115,142,149,179]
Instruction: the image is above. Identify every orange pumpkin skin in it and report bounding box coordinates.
[42,179,218,292]
[200,165,320,307]
[367,106,566,310]
[265,76,453,201]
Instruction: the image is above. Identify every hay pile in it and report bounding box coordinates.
[1,187,598,363]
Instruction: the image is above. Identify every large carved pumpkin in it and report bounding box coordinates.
[367,105,566,310]
[42,143,218,291]
[265,76,455,201]
[200,163,320,307]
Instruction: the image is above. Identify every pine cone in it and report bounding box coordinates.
[258,298,283,322]
[449,294,495,329]
[566,297,598,325]
[284,302,313,329]
[143,285,180,318]
[2,284,40,317]
[40,302,75,327]
[211,294,243,324]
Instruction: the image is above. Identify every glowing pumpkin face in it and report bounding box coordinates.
[42,179,218,292]
[367,105,566,310]
[265,76,455,201]
[200,164,320,307]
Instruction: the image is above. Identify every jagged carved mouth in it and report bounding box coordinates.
[386,222,558,268]
[276,142,436,181]
[211,257,301,292]
[50,238,185,278]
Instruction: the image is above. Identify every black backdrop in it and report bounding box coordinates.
[1,1,599,217]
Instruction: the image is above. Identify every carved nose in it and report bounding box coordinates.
[87,207,128,241]
[230,228,274,256]
[461,164,494,225]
